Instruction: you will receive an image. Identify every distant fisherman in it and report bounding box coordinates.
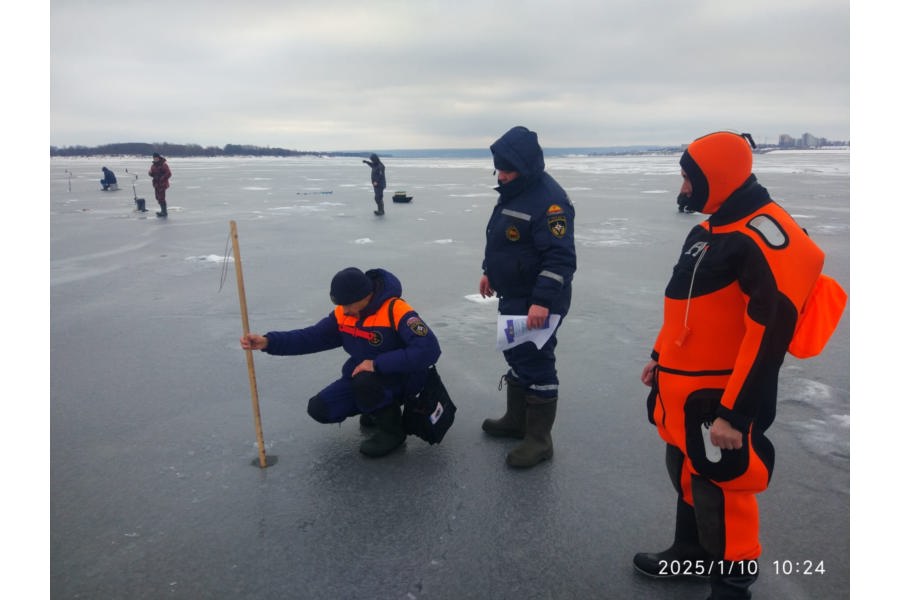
[148,153,172,218]
[100,167,118,191]
[363,153,387,216]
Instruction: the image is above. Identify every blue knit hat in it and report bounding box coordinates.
[330,268,373,305]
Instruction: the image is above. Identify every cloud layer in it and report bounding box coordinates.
[50,0,850,150]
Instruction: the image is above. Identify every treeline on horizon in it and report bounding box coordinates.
[49,142,368,158]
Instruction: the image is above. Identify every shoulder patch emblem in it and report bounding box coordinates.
[368,330,384,346]
[547,204,564,215]
[506,225,521,241]
[548,215,568,239]
[406,317,429,337]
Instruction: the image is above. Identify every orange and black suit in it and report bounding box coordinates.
[647,132,824,562]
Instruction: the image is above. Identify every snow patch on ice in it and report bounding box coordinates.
[577,219,636,247]
[186,254,233,263]
[432,239,453,244]
[641,189,669,194]
[465,294,498,304]
[271,205,327,213]
[354,238,374,245]
[242,186,271,191]
[812,224,849,235]
[780,375,850,460]
[786,415,850,460]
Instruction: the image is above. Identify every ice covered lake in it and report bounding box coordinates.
[50,150,850,599]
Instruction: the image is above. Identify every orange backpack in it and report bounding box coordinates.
[788,274,847,358]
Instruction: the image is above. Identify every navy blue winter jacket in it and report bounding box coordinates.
[262,268,441,396]
[364,155,386,190]
[483,126,576,315]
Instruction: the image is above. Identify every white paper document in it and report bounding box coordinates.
[496,314,561,351]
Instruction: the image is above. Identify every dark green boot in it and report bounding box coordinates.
[359,403,406,457]
[482,377,526,439]
[506,397,556,468]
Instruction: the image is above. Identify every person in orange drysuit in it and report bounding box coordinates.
[634,132,826,599]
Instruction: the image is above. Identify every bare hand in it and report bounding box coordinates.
[352,359,375,377]
[709,417,743,450]
[526,304,550,329]
[640,360,658,387]
[240,333,268,351]
[479,274,495,298]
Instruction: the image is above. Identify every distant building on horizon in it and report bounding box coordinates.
[776,133,849,149]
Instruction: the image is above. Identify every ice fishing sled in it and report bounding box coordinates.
[392,191,413,203]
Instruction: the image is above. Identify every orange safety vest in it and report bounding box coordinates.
[334,297,412,347]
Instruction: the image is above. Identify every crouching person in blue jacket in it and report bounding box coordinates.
[240,267,441,457]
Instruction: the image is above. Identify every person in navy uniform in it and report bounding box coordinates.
[241,267,441,457]
[478,126,576,468]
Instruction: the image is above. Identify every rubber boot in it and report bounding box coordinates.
[506,396,556,468]
[633,498,712,579]
[156,200,168,218]
[359,403,405,457]
[707,561,757,599]
[482,377,526,439]
[373,198,385,216]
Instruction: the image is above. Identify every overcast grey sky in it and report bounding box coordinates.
[49,0,850,151]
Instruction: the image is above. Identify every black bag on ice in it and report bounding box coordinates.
[403,365,456,444]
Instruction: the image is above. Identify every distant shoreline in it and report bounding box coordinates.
[49,135,849,160]
[48,146,850,160]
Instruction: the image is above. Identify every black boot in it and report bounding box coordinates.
[633,498,712,579]
[373,198,385,216]
[359,403,406,457]
[482,376,526,439]
[506,396,556,468]
[156,201,168,218]
[707,561,757,599]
